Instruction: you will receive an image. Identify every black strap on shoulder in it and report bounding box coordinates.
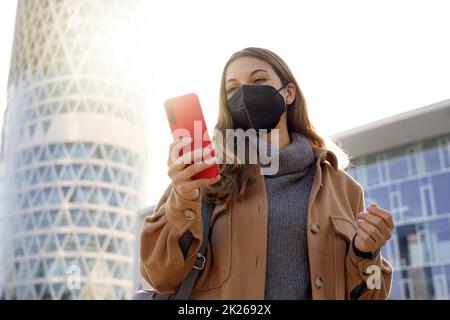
[171,201,214,300]
[179,230,193,258]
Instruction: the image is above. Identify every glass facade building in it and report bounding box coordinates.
[133,206,154,293]
[336,100,450,299]
[0,0,147,299]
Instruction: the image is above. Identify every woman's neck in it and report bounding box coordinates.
[264,117,291,151]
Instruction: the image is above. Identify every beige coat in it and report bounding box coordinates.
[140,146,393,299]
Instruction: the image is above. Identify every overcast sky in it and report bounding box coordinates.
[1,0,450,205]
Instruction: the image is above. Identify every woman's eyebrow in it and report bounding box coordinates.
[249,68,270,76]
[226,68,270,84]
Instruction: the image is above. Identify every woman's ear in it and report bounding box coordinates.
[285,83,296,106]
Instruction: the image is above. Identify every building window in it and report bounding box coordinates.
[389,271,403,299]
[433,274,449,299]
[389,155,409,181]
[432,172,450,215]
[399,180,423,219]
[438,137,450,169]
[397,223,430,267]
[406,148,419,176]
[427,218,450,263]
[376,154,388,183]
[420,184,435,216]
[387,234,400,267]
[410,267,435,299]
[423,147,441,173]
[445,265,450,296]
[401,276,412,299]
[366,187,390,210]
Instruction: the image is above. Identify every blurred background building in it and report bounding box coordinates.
[133,205,154,293]
[334,99,450,299]
[0,0,147,299]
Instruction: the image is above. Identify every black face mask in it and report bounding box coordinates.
[226,84,287,132]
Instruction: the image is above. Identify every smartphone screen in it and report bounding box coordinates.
[164,93,219,180]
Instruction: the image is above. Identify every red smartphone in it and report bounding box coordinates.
[164,93,219,180]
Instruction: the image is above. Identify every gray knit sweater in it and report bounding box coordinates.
[262,131,316,300]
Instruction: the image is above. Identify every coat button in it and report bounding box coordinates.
[184,209,196,220]
[188,188,200,200]
[310,223,320,234]
[315,277,323,289]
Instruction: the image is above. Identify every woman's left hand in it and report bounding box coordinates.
[354,203,395,254]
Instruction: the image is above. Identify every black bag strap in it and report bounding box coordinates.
[178,229,194,258]
[171,201,214,300]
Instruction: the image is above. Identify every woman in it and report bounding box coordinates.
[140,47,393,300]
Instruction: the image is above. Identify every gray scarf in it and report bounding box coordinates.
[262,131,316,300]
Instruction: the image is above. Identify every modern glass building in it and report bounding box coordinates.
[0,0,147,299]
[133,205,154,293]
[334,99,450,299]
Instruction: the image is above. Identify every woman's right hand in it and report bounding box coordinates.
[167,137,221,200]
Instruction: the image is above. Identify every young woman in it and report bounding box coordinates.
[140,47,394,300]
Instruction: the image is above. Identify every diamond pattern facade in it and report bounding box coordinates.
[0,0,147,299]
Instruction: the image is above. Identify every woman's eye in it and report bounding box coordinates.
[253,78,266,84]
[227,87,237,95]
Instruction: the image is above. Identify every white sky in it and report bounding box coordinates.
[1,0,450,206]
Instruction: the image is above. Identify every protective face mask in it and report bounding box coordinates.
[226,84,287,132]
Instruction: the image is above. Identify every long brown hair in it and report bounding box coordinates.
[205,47,328,205]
